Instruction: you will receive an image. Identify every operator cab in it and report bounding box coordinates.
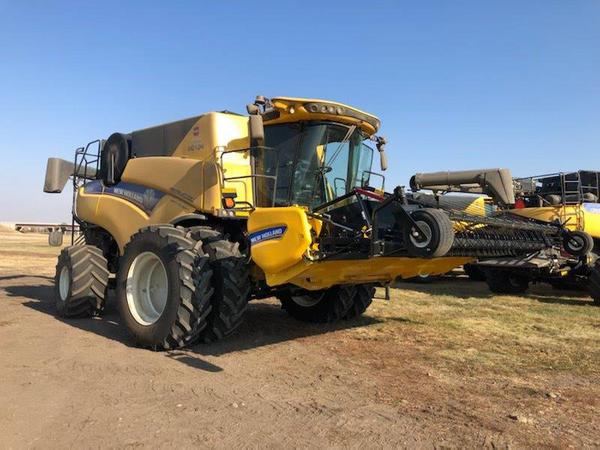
[251,96,386,209]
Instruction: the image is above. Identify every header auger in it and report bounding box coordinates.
[43,96,591,349]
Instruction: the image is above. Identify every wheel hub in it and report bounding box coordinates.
[59,266,70,301]
[409,221,432,248]
[126,252,168,325]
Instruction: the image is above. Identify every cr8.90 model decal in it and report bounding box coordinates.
[249,226,287,245]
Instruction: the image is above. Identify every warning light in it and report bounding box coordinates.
[223,197,236,209]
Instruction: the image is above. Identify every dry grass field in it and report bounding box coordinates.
[0,231,599,448]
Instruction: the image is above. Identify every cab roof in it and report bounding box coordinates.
[264,96,381,136]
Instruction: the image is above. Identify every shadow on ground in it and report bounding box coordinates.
[395,277,595,306]
[5,274,594,373]
[0,274,54,282]
[2,275,383,372]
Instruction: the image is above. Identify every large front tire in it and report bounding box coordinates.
[116,226,213,350]
[55,245,109,317]
[186,226,251,342]
[279,285,356,323]
[344,284,376,319]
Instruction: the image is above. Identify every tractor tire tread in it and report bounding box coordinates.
[55,245,109,317]
[186,226,251,342]
[344,284,376,319]
[121,225,213,350]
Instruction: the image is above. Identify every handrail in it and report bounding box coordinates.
[219,145,279,208]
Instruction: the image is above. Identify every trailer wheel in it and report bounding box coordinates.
[344,284,376,319]
[404,208,454,258]
[589,259,600,306]
[563,231,594,257]
[463,263,486,281]
[484,269,529,294]
[116,225,213,350]
[279,285,356,323]
[55,245,109,317]
[186,226,251,342]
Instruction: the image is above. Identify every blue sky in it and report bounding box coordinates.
[1,0,599,222]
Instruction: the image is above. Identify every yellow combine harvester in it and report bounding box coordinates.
[410,170,600,302]
[43,96,594,349]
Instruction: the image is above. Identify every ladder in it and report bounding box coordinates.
[559,172,584,229]
[560,172,582,205]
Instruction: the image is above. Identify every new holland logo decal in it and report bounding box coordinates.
[249,226,287,245]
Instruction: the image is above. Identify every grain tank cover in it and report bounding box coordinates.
[130,116,202,158]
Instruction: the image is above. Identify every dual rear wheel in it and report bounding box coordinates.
[54,225,250,350]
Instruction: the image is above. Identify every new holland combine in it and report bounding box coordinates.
[43,96,596,349]
[410,170,600,302]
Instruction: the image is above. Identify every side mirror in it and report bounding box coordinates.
[374,136,388,171]
[379,149,388,172]
[249,114,265,147]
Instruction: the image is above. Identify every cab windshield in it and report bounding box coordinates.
[257,122,374,208]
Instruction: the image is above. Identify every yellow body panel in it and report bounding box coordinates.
[511,205,600,238]
[582,206,600,238]
[169,112,253,208]
[76,188,198,252]
[121,157,221,214]
[247,207,315,273]
[77,188,150,251]
[265,256,473,290]
[77,158,224,252]
[140,112,254,211]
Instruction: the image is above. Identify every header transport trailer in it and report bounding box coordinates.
[43,96,593,349]
[410,169,600,302]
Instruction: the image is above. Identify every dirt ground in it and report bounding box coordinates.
[0,232,599,448]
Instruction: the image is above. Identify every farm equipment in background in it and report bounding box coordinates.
[409,169,600,303]
[43,96,596,350]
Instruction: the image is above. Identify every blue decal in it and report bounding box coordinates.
[249,226,287,245]
[83,180,165,214]
[583,203,600,214]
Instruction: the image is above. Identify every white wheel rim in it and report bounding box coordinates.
[291,292,324,307]
[126,252,168,326]
[59,266,70,301]
[410,221,432,248]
